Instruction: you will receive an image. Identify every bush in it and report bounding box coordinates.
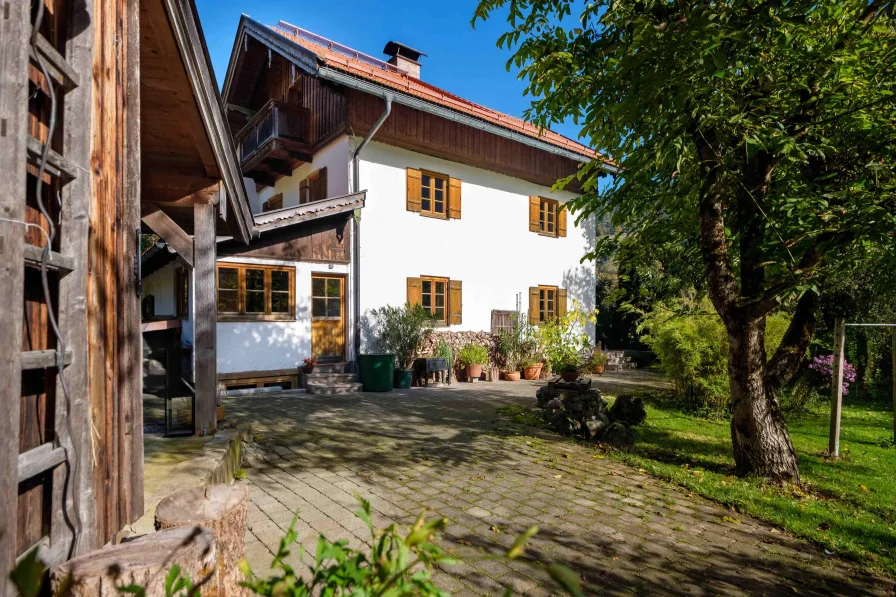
[369,302,435,370]
[639,297,791,414]
[457,343,488,367]
[534,303,595,372]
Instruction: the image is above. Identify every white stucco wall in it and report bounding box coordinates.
[142,261,178,318]
[255,135,351,213]
[356,140,596,344]
[213,256,350,374]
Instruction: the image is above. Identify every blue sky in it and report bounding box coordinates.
[195,0,584,144]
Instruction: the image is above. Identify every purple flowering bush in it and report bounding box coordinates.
[808,354,857,395]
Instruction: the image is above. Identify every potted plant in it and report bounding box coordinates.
[585,351,609,375]
[458,343,488,382]
[521,357,544,380]
[301,356,318,375]
[370,302,435,389]
[534,302,595,383]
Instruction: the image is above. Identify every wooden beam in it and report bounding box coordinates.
[142,172,220,205]
[829,317,846,457]
[0,0,30,585]
[120,0,144,526]
[246,170,277,189]
[265,159,293,178]
[22,349,73,371]
[143,0,219,178]
[193,201,218,436]
[18,443,67,483]
[141,209,195,268]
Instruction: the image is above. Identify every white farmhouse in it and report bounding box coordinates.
[140,17,614,393]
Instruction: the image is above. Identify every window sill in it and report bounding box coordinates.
[419,211,449,221]
[218,314,296,323]
[537,231,559,239]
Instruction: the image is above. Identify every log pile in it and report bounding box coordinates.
[536,379,646,451]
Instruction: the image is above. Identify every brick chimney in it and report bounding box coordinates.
[383,41,425,79]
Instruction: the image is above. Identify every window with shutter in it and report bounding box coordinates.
[530,197,566,237]
[530,285,565,323]
[262,193,283,213]
[407,276,461,325]
[300,168,327,204]
[407,169,461,219]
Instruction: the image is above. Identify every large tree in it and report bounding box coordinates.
[474,0,896,481]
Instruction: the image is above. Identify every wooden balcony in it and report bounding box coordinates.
[235,100,312,188]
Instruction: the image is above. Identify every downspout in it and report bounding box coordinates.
[351,92,392,369]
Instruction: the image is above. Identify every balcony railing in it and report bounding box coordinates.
[235,100,310,165]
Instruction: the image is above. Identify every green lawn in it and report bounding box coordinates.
[501,393,896,577]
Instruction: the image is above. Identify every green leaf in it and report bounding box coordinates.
[547,563,584,597]
[9,546,45,597]
[507,525,540,559]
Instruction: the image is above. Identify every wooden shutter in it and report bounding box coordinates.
[558,204,568,237]
[407,277,422,306]
[448,280,462,325]
[529,196,540,232]
[448,177,462,219]
[299,177,310,204]
[406,168,422,212]
[314,167,328,201]
[558,288,568,319]
[529,286,540,324]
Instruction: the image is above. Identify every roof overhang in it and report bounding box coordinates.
[164,0,254,244]
[224,16,617,174]
[252,191,366,234]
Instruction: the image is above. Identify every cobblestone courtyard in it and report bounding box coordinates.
[226,372,894,596]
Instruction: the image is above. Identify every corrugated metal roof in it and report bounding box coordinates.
[270,21,604,163]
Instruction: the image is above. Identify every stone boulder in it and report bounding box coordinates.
[536,385,558,409]
[602,421,635,452]
[609,394,647,427]
[583,411,610,440]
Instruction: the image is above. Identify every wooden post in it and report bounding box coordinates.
[194,200,217,436]
[829,317,846,457]
[0,0,31,586]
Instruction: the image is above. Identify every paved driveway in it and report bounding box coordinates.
[226,373,893,596]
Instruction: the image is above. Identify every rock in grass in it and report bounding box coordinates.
[583,411,610,440]
[603,421,635,452]
[609,394,647,426]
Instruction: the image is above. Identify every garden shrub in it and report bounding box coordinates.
[639,297,790,414]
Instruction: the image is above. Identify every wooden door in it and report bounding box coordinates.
[311,275,345,359]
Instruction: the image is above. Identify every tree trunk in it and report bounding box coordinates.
[727,316,800,483]
[50,526,219,595]
[155,483,249,597]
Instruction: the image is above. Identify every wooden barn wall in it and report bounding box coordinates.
[244,55,345,147]
[17,0,66,557]
[301,74,346,148]
[219,216,351,263]
[88,0,142,546]
[345,89,582,190]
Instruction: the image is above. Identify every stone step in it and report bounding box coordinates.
[304,372,357,384]
[306,382,363,395]
[606,362,638,372]
[312,362,347,374]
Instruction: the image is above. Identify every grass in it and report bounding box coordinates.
[498,393,896,577]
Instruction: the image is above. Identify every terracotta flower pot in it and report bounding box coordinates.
[466,363,483,381]
[593,364,606,376]
[523,365,543,380]
[503,371,521,381]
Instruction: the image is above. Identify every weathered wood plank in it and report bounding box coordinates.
[23,244,75,274]
[22,349,73,371]
[26,135,79,181]
[142,208,195,268]
[30,30,80,91]
[18,443,67,483]
[0,0,30,585]
[194,200,218,436]
[119,0,144,524]
[52,0,98,558]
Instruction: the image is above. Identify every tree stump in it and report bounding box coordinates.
[50,526,219,596]
[155,483,250,596]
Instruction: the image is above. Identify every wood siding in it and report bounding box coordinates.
[219,215,351,263]
[346,89,583,190]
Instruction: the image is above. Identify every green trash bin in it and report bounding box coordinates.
[359,353,394,392]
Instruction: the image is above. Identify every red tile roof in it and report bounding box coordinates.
[271,22,605,163]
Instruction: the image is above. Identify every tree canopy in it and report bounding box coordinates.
[474,0,896,481]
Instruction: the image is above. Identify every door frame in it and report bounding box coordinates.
[310,272,347,361]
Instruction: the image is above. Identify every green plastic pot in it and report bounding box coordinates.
[393,369,413,389]
[359,353,394,392]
